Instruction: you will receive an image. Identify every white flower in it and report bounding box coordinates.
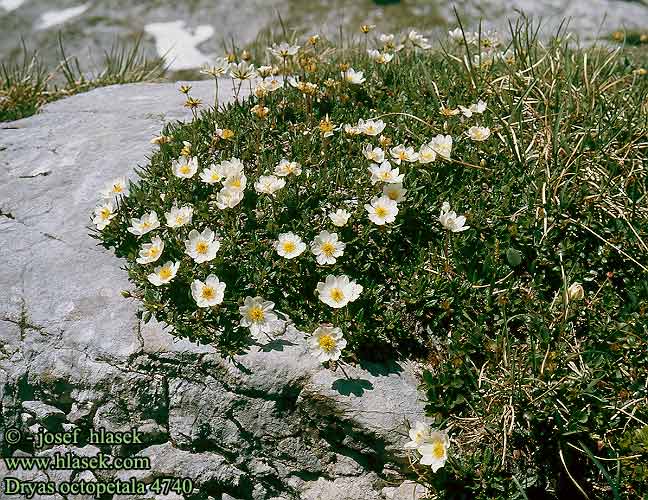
[274,159,302,177]
[200,164,226,184]
[309,325,347,362]
[223,172,247,193]
[383,183,407,203]
[269,42,300,58]
[184,228,221,263]
[369,160,404,184]
[362,144,385,163]
[200,57,231,77]
[264,77,282,92]
[136,236,164,264]
[127,211,160,237]
[165,205,193,228]
[147,261,180,286]
[316,275,363,308]
[328,209,351,227]
[311,230,345,265]
[379,33,404,52]
[275,232,306,259]
[255,175,286,196]
[341,68,366,84]
[229,61,256,81]
[567,282,585,301]
[448,27,464,43]
[408,30,432,49]
[93,201,116,230]
[172,156,199,179]
[439,202,470,232]
[256,65,274,78]
[459,100,487,117]
[418,144,437,164]
[390,144,419,164]
[191,274,226,307]
[357,118,386,136]
[467,125,491,141]
[239,296,281,336]
[429,134,453,160]
[100,177,129,199]
[343,123,363,135]
[418,431,450,472]
[404,421,432,449]
[215,187,244,209]
[367,49,394,64]
[365,196,398,225]
[218,157,245,178]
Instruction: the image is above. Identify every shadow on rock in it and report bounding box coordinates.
[259,339,297,352]
[332,378,374,396]
[359,359,403,377]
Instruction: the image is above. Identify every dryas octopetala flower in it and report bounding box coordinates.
[100,177,129,199]
[341,67,366,84]
[309,325,347,362]
[251,104,269,119]
[215,126,235,140]
[269,42,300,58]
[343,123,363,135]
[328,209,351,227]
[316,275,363,308]
[467,125,491,141]
[191,274,226,307]
[127,211,160,237]
[255,175,286,196]
[418,144,437,164]
[404,421,432,450]
[218,157,245,178]
[367,49,394,64]
[311,230,346,265]
[448,27,464,43]
[200,164,225,184]
[239,296,281,336]
[567,282,585,301]
[275,232,306,259]
[184,228,221,263]
[136,236,165,264]
[369,160,404,185]
[165,205,193,228]
[383,183,407,202]
[390,144,419,164]
[365,195,398,225]
[358,118,386,136]
[379,33,404,52]
[418,431,450,472]
[256,65,274,78]
[362,144,385,163]
[200,57,231,77]
[274,159,302,177]
[222,171,247,193]
[172,156,199,179]
[459,99,487,117]
[439,202,470,232]
[215,187,244,209]
[429,134,453,160]
[147,261,180,286]
[229,61,256,81]
[408,30,432,49]
[319,115,335,137]
[93,201,116,230]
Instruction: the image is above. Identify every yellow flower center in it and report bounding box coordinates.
[321,242,336,256]
[159,267,172,280]
[380,171,391,180]
[319,334,337,352]
[211,173,221,181]
[366,125,376,134]
[201,286,215,300]
[398,152,407,160]
[113,184,123,193]
[180,165,191,175]
[282,241,296,254]
[319,121,333,133]
[196,241,209,254]
[375,206,388,218]
[330,288,345,303]
[142,221,151,229]
[222,129,234,139]
[249,306,264,321]
[175,216,184,225]
[431,441,445,460]
[100,208,111,219]
[386,190,398,200]
[148,247,160,257]
[229,178,241,189]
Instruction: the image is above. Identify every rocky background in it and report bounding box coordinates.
[0,80,430,499]
[1,0,647,74]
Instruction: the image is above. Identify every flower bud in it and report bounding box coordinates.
[567,282,585,301]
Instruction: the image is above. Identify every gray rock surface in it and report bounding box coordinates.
[0,80,427,499]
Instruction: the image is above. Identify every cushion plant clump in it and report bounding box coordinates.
[92,20,648,498]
